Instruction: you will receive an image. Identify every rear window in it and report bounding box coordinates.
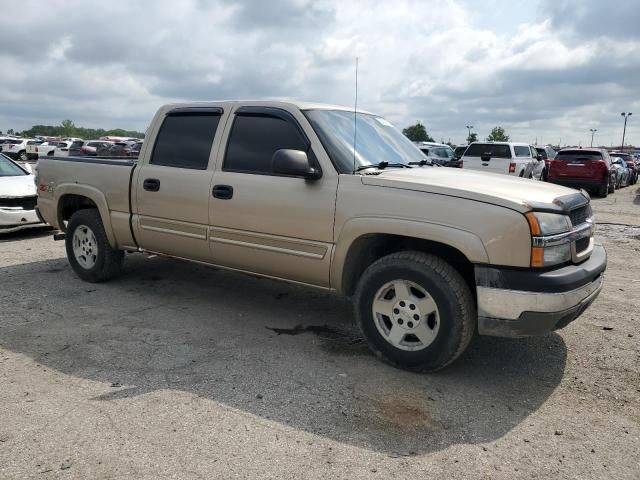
[514,146,531,157]
[535,147,548,159]
[464,143,511,158]
[555,150,602,161]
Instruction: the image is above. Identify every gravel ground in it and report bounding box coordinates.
[0,186,638,479]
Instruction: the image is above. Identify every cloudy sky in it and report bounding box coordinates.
[1,0,639,146]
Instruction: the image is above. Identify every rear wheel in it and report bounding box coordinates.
[18,150,28,162]
[354,251,475,372]
[608,176,615,193]
[65,209,124,282]
[597,183,608,198]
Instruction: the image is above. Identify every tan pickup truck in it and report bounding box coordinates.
[36,101,607,371]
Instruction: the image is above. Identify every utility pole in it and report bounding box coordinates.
[621,112,632,152]
[589,128,597,147]
[465,125,474,144]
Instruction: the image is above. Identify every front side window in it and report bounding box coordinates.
[151,113,220,169]
[224,114,308,174]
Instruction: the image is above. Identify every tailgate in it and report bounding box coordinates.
[463,155,509,174]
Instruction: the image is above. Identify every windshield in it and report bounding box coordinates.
[0,154,28,176]
[303,110,426,172]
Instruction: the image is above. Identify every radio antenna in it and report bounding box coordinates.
[352,56,359,174]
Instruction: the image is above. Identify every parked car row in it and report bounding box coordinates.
[417,141,637,198]
[0,136,143,161]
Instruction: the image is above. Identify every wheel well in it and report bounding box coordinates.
[341,234,476,298]
[58,194,98,229]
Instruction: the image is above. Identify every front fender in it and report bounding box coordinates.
[54,183,117,248]
[331,216,489,292]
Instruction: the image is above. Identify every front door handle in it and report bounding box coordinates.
[143,178,160,192]
[212,184,233,200]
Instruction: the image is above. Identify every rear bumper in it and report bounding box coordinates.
[547,178,605,190]
[475,245,607,337]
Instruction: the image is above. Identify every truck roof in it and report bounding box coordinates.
[160,100,374,115]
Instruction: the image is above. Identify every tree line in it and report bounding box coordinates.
[402,122,509,144]
[0,119,145,139]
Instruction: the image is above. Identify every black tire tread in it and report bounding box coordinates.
[65,209,124,283]
[354,251,475,372]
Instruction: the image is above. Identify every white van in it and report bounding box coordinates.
[461,142,540,178]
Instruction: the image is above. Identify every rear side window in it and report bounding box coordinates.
[70,141,84,148]
[555,151,603,161]
[224,114,308,174]
[464,143,511,158]
[151,113,221,169]
[514,146,531,157]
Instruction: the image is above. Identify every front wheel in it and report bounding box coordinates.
[65,209,124,282]
[353,251,475,372]
[18,151,28,162]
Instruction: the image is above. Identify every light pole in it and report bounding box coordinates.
[589,128,597,147]
[621,112,632,152]
[465,125,474,144]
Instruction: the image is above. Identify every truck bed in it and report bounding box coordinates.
[36,155,137,248]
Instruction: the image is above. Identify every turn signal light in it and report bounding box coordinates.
[531,247,544,267]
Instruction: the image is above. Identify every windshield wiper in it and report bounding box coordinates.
[408,159,440,167]
[355,161,413,172]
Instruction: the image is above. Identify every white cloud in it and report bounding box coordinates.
[0,0,638,147]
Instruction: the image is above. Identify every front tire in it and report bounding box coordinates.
[353,251,475,372]
[65,209,124,282]
[18,151,28,162]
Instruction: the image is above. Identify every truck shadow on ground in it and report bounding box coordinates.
[0,255,567,455]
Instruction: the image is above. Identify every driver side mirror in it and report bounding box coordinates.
[271,149,321,180]
[536,154,544,161]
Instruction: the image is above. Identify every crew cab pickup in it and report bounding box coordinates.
[36,101,607,371]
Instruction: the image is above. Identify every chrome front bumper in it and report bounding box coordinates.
[475,244,607,338]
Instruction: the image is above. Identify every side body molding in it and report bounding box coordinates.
[331,217,490,293]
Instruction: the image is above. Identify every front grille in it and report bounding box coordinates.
[0,196,37,210]
[575,236,590,253]
[569,204,591,226]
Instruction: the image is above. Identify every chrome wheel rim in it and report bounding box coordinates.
[372,279,440,351]
[72,225,98,269]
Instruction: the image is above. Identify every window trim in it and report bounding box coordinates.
[222,107,321,178]
[149,109,223,170]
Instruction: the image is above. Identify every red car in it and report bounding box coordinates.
[609,152,638,185]
[548,148,616,197]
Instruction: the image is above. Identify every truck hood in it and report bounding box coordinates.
[0,174,36,198]
[361,167,587,213]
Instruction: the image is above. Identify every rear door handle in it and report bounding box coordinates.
[143,178,160,192]
[212,184,233,200]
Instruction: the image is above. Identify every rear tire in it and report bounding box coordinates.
[608,178,615,193]
[353,251,475,372]
[65,209,124,283]
[597,183,608,198]
[18,151,27,162]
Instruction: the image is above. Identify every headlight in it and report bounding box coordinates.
[525,212,571,235]
[526,212,573,267]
